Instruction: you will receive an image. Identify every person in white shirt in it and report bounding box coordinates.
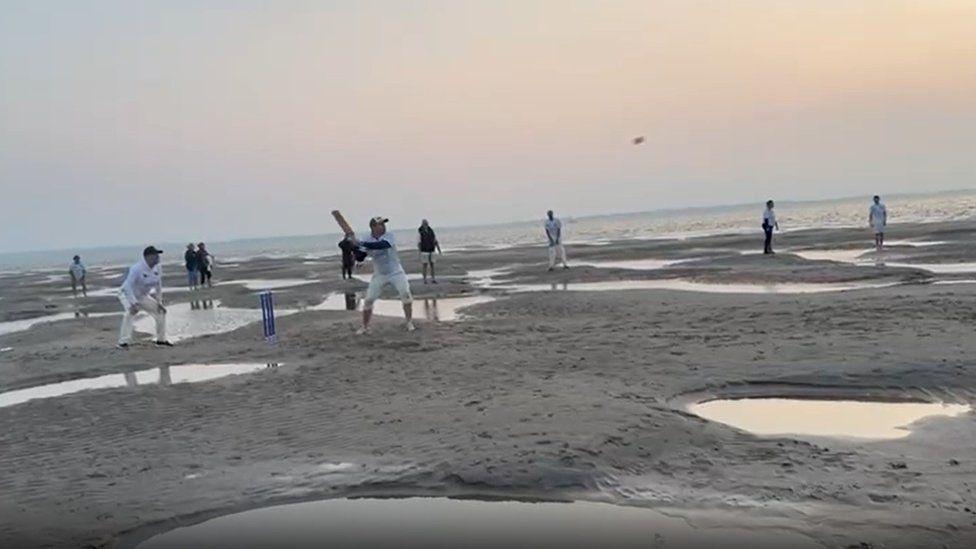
[762,200,779,254]
[350,217,414,334]
[68,255,87,298]
[545,210,569,271]
[868,195,888,251]
[117,246,172,348]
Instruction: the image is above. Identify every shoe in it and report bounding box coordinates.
[547,267,554,272]
[356,327,371,335]
[563,265,569,270]
[154,340,174,347]
[116,343,129,350]
[431,280,438,284]
[405,322,416,332]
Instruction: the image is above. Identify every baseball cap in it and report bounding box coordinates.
[369,216,389,227]
[143,245,164,256]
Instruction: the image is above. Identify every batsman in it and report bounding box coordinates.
[332,211,415,334]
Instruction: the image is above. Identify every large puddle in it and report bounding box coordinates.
[0,363,275,408]
[133,300,263,342]
[135,497,817,549]
[311,294,494,321]
[689,398,970,440]
[576,258,687,270]
[494,279,897,294]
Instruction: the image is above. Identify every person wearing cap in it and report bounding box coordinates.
[68,255,88,298]
[349,216,414,334]
[184,243,199,290]
[117,246,172,348]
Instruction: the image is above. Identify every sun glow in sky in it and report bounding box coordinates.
[1,1,974,252]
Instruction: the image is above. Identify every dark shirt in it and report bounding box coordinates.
[184,250,198,271]
[338,238,356,265]
[418,226,438,253]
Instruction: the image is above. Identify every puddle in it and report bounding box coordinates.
[0,363,277,408]
[84,286,191,298]
[310,294,494,321]
[494,279,898,294]
[133,300,263,342]
[0,311,116,337]
[887,262,976,274]
[225,279,320,291]
[576,258,687,270]
[689,398,970,440]
[135,497,817,549]
[791,249,878,264]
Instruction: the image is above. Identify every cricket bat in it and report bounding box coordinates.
[331,210,355,236]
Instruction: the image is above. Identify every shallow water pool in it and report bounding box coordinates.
[311,293,494,321]
[135,497,818,549]
[0,363,276,408]
[689,398,970,440]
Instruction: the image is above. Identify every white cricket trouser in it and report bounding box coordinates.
[118,293,167,344]
[363,272,413,307]
[548,244,567,268]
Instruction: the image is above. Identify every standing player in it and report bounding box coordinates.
[417,219,442,284]
[762,200,779,254]
[68,255,88,298]
[117,246,172,348]
[545,210,569,271]
[334,214,415,334]
[868,195,887,252]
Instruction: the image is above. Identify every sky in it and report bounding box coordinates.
[1,0,974,253]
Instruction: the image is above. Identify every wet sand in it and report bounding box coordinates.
[2,220,976,548]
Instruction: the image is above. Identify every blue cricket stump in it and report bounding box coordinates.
[260,291,277,344]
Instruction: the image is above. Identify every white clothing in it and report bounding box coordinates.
[359,232,404,276]
[870,203,887,234]
[545,218,563,246]
[420,252,435,265]
[363,271,413,306]
[69,262,86,280]
[118,293,167,344]
[120,259,163,308]
[548,244,568,269]
[762,208,776,228]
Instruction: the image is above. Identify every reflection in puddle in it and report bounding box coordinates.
[225,279,320,290]
[311,294,494,321]
[133,300,263,342]
[689,398,970,440]
[0,363,278,408]
[136,497,818,549]
[495,279,897,294]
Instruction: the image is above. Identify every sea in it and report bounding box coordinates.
[2,190,973,272]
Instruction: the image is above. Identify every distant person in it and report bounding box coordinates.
[351,216,414,334]
[68,255,87,298]
[762,200,779,254]
[338,235,356,280]
[545,210,569,271]
[184,243,199,290]
[197,242,214,288]
[869,195,888,252]
[417,219,442,284]
[117,246,172,349]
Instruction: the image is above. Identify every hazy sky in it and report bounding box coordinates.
[1,0,974,253]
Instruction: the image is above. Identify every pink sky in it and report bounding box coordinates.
[1,1,974,252]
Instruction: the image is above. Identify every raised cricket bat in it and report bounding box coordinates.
[331,210,355,236]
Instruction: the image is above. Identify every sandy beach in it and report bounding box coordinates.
[2,221,976,548]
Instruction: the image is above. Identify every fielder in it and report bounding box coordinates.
[117,246,172,348]
[869,195,887,252]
